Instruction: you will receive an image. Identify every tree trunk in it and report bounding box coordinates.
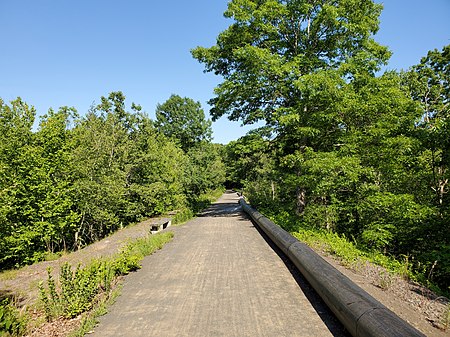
[296,186,306,215]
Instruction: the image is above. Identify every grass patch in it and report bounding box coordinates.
[0,270,18,282]
[291,227,426,283]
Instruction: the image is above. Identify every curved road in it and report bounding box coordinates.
[92,191,349,336]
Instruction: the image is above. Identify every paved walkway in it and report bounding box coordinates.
[92,192,348,337]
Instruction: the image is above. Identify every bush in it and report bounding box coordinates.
[0,298,27,336]
[39,232,173,321]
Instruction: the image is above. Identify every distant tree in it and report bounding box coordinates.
[155,94,212,151]
[184,142,226,197]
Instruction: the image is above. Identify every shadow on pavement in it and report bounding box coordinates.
[197,202,247,218]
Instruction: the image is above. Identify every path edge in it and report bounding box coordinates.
[240,197,425,337]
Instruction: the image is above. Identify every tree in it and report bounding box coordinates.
[404,45,450,288]
[405,45,450,207]
[192,0,389,127]
[33,107,79,254]
[155,94,212,151]
[0,98,38,267]
[185,142,226,198]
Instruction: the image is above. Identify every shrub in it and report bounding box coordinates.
[39,232,173,321]
[0,298,27,336]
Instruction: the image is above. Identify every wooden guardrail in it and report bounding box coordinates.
[239,197,425,337]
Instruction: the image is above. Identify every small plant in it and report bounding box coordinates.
[38,232,174,322]
[375,270,394,290]
[39,263,106,320]
[442,301,450,331]
[0,298,27,336]
[172,209,194,225]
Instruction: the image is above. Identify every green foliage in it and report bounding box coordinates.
[155,94,212,152]
[0,299,27,336]
[225,132,273,189]
[358,193,434,253]
[0,90,225,271]
[185,143,226,198]
[268,211,416,279]
[38,232,173,321]
[172,209,194,225]
[192,0,388,125]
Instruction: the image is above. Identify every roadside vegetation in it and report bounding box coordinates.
[0,231,173,337]
[38,232,174,336]
[0,185,223,336]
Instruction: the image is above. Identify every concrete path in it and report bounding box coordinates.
[92,192,349,337]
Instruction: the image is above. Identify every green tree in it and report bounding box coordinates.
[185,142,226,198]
[225,130,277,207]
[127,114,188,217]
[192,0,390,213]
[192,0,389,126]
[33,107,79,254]
[406,45,450,207]
[0,98,38,267]
[70,92,140,246]
[404,45,450,289]
[155,94,212,151]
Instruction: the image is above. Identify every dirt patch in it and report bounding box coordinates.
[319,254,449,337]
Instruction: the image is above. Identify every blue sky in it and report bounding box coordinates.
[1,1,449,144]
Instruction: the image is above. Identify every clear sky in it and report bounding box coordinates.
[1,1,449,144]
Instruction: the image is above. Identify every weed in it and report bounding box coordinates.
[172,209,194,225]
[0,270,18,282]
[375,270,394,290]
[68,286,122,337]
[442,301,450,331]
[38,232,173,322]
[273,212,425,287]
[0,298,27,336]
[172,188,224,225]
[43,251,65,262]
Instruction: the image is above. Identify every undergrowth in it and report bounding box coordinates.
[38,232,173,328]
[0,298,27,336]
[266,210,448,297]
[173,188,225,225]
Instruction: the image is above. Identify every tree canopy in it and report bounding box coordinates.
[155,94,212,151]
[0,92,224,269]
[192,0,390,127]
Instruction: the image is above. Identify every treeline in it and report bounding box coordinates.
[0,92,225,269]
[194,0,450,291]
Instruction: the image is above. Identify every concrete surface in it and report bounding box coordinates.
[92,191,349,337]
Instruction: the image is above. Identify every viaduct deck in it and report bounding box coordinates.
[92,191,349,336]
